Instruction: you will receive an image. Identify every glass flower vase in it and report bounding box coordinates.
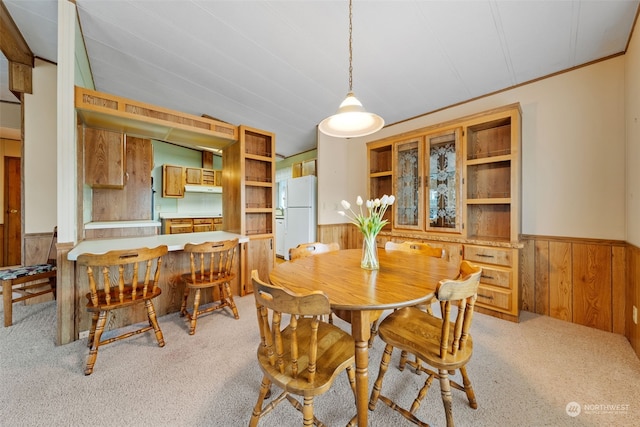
[361,233,380,270]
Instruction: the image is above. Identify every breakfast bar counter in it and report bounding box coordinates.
[67,231,247,260]
[64,231,248,342]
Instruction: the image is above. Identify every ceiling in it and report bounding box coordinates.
[2,0,639,158]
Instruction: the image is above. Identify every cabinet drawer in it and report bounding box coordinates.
[170,224,193,234]
[476,285,512,312]
[479,265,511,289]
[193,218,213,225]
[464,245,512,267]
[193,224,213,232]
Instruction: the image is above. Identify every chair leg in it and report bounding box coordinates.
[249,377,272,427]
[49,276,57,299]
[368,319,379,348]
[369,343,393,410]
[3,280,12,327]
[145,300,165,347]
[438,369,455,427]
[87,312,100,348]
[222,281,239,319]
[459,365,478,409]
[189,289,201,335]
[85,311,107,375]
[179,287,190,317]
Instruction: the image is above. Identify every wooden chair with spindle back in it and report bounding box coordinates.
[368,260,483,427]
[249,270,357,427]
[77,245,168,375]
[180,239,239,335]
[1,226,57,327]
[289,241,383,348]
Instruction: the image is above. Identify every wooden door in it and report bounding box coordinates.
[3,156,21,266]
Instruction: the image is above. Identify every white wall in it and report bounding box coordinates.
[317,133,367,225]
[318,56,628,241]
[626,17,640,247]
[23,59,57,234]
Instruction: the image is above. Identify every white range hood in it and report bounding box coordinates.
[184,185,222,194]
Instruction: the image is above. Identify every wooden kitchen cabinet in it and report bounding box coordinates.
[162,164,184,198]
[91,135,153,222]
[185,167,202,185]
[184,166,221,187]
[84,127,125,188]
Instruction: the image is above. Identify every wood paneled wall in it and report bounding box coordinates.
[627,244,640,357]
[520,235,627,334]
[317,223,364,250]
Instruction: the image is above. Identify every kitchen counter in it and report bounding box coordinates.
[67,231,247,260]
[84,220,161,229]
[159,212,222,219]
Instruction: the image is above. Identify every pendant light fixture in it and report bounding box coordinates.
[318,0,384,138]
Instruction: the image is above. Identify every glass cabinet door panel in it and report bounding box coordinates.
[427,129,461,233]
[393,138,423,229]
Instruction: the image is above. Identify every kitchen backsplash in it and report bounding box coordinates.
[177,193,223,215]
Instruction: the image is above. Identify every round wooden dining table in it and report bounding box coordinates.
[269,248,459,426]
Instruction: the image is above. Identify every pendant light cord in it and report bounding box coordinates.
[348,0,353,92]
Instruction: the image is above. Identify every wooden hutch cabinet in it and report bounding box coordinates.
[223,125,275,295]
[367,104,522,322]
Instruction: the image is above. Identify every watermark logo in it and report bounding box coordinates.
[566,401,630,417]
[566,402,581,417]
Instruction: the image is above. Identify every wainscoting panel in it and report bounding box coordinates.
[627,244,640,357]
[520,235,626,334]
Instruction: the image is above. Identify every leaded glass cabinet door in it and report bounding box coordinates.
[426,128,462,233]
[393,138,424,230]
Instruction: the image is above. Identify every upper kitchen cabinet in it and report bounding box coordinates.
[83,127,125,188]
[162,164,184,198]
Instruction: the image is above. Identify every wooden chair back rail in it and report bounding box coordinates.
[288,241,340,260]
[385,240,445,258]
[250,270,356,426]
[184,240,237,283]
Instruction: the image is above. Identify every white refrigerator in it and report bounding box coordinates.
[283,176,317,260]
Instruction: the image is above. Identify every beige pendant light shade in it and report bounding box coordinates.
[319,92,384,138]
[319,0,384,138]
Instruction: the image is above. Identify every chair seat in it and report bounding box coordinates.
[0,264,56,281]
[377,306,473,370]
[85,285,162,312]
[257,317,355,397]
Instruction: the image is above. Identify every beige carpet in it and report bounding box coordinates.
[2,295,639,426]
